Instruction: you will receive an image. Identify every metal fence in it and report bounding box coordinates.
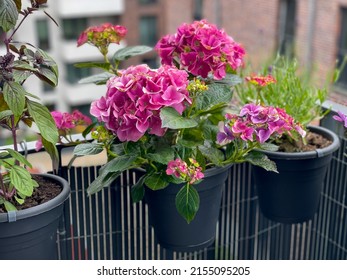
[55,118,347,260]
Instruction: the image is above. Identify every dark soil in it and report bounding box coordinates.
[0,174,62,213]
[278,131,332,152]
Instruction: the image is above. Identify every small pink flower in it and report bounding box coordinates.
[166,158,204,185]
[245,74,276,87]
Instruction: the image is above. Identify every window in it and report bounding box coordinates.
[65,63,91,84]
[193,0,204,20]
[36,19,50,50]
[336,8,347,89]
[139,16,158,46]
[62,18,88,40]
[139,0,157,4]
[278,0,296,57]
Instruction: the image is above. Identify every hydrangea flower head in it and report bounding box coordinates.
[90,64,191,142]
[155,19,245,80]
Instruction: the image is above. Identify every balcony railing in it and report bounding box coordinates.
[2,104,347,260]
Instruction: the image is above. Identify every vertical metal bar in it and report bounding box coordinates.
[81,167,88,259]
[120,172,126,260]
[88,166,95,260]
[67,168,75,260]
[107,178,113,260]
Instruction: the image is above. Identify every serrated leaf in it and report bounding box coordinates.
[160,107,198,129]
[74,62,111,71]
[0,0,18,32]
[99,155,137,175]
[196,83,233,112]
[73,143,104,156]
[10,165,35,197]
[198,142,224,165]
[131,175,145,203]
[27,100,59,144]
[175,184,200,223]
[112,45,152,61]
[146,146,174,164]
[3,81,26,116]
[245,151,278,172]
[78,72,114,85]
[6,149,32,167]
[144,173,169,190]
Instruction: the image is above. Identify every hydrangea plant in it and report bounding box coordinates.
[71,20,304,223]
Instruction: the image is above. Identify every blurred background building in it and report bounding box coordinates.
[2,0,347,138]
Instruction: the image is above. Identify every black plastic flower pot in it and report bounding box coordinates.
[0,174,70,260]
[253,126,340,224]
[145,165,231,252]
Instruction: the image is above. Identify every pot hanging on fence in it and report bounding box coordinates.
[145,165,231,252]
[0,174,70,260]
[253,126,340,224]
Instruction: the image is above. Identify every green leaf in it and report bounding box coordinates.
[0,0,18,32]
[196,83,233,112]
[13,69,32,83]
[36,48,59,77]
[74,62,111,71]
[3,81,26,116]
[6,149,32,168]
[78,72,114,85]
[112,46,152,61]
[146,146,174,165]
[4,201,17,211]
[99,155,137,175]
[12,60,36,71]
[245,151,278,172]
[27,100,59,144]
[35,67,58,86]
[144,173,169,191]
[14,195,25,205]
[82,122,97,138]
[177,128,204,148]
[10,165,35,197]
[73,143,104,156]
[0,110,12,120]
[175,184,200,224]
[87,171,120,195]
[198,142,224,165]
[131,175,145,203]
[160,107,198,129]
[41,137,59,172]
[259,142,280,152]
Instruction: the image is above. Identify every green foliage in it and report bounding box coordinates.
[236,56,328,127]
[0,0,60,211]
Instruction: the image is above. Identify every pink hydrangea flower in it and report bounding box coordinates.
[217,104,306,144]
[166,158,204,185]
[90,64,191,142]
[77,23,127,55]
[155,19,245,80]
